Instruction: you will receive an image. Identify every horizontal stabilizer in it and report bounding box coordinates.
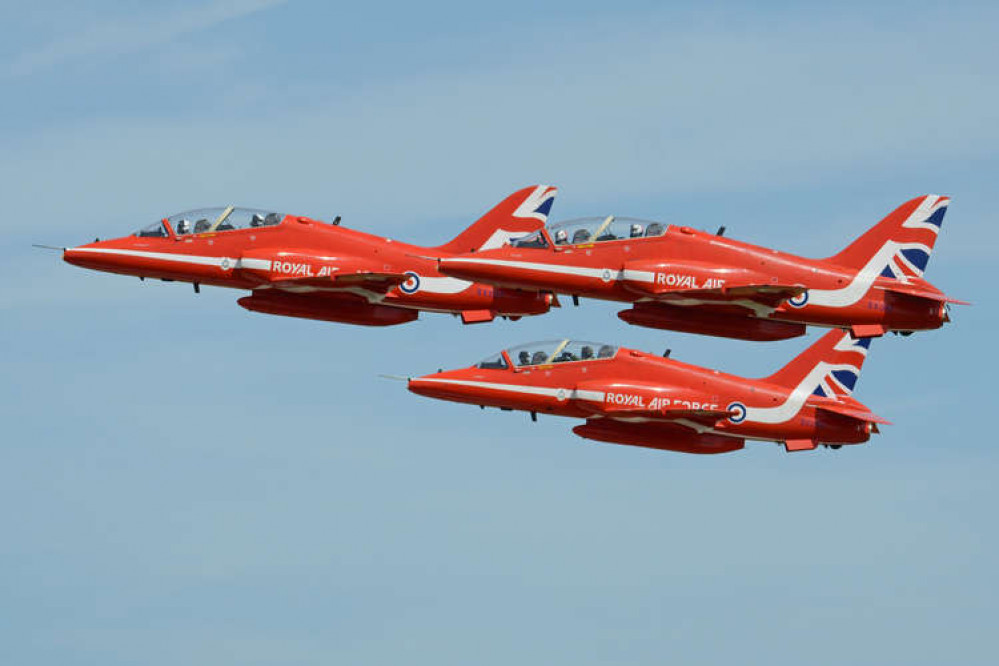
[812,398,891,425]
[873,281,970,305]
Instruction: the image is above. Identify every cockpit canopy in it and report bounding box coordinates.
[509,216,666,248]
[136,206,286,237]
[476,339,619,369]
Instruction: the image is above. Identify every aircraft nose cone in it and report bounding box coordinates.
[407,376,434,397]
[407,373,462,401]
[62,246,86,267]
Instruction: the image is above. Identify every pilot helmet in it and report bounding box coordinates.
[250,213,265,227]
[630,223,644,237]
[555,229,568,244]
[176,219,191,234]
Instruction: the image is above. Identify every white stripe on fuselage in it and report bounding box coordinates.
[806,240,932,307]
[70,246,232,268]
[415,377,605,402]
[445,256,616,281]
[69,247,475,295]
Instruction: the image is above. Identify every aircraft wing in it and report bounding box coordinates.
[268,271,409,293]
[237,251,412,294]
[590,403,736,426]
[657,284,806,308]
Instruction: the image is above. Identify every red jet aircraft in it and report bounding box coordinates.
[435,195,964,340]
[405,330,885,455]
[59,186,558,326]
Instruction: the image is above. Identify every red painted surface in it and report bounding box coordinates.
[406,330,885,455]
[62,186,559,326]
[437,195,961,340]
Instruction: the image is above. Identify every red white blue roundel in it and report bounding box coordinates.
[788,289,809,308]
[727,401,747,423]
[400,271,421,294]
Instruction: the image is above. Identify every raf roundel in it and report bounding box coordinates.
[788,289,809,308]
[400,271,421,294]
[727,401,748,424]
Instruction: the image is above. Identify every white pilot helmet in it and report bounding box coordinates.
[250,213,265,227]
[176,218,191,234]
[630,223,644,237]
[555,229,568,243]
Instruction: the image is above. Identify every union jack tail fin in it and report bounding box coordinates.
[763,329,872,400]
[433,185,557,255]
[825,195,948,282]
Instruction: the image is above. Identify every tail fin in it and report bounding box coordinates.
[826,195,948,281]
[764,329,872,400]
[433,185,557,254]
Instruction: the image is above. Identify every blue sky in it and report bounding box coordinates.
[2,2,997,664]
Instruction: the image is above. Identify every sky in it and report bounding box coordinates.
[1,1,997,664]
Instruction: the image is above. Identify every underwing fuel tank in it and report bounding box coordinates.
[618,303,805,341]
[238,291,418,326]
[573,420,744,454]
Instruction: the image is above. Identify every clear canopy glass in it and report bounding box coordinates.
[509,229,548,249]
[476,351,509,370]
[546,216,666,245]
[504,339,618,367]
[136,221,168,238]
[141,207,286,236]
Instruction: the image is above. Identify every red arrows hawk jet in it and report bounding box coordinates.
[435,195,964,340]
[60,186,558,326]
[405,330,886,455]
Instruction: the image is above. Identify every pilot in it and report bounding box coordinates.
[531,351,547,365]
[630,223,644,238]
[554,229,568,245]
[580,345,594,360]
[597,344,615,359]
[518,351,531,366]
[250,213,265,227]
[175,219,191,235]
[571,229,591,244]
[263,213,281,225]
